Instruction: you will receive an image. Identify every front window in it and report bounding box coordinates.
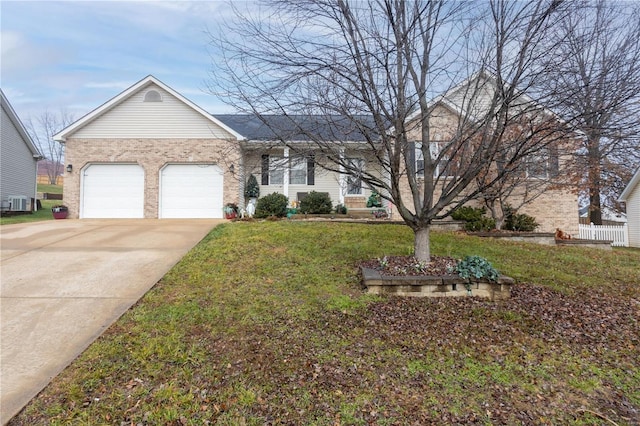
[416,143,425,176]
[526,149,550,179]
[431,141,458,178]
[269,156,286,185]
[346,158,364,195]
[289,156,307,185]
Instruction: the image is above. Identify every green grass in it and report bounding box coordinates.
[10,222,640,425]
[0,199,61,225]
[0,184,63,225]
[37,183,63,194]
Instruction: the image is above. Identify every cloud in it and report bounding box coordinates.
[0,30,66,77]
[0,1,239,119]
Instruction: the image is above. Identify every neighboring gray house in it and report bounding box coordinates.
[1,89,41,213]
[619,168,640,248]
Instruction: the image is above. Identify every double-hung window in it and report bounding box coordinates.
[526,149,551,179]
[268,156,286,185]
[415,143,425,176]
[430,142,458,178]
[289,156,307,185]
[261,154,315,186]
[346,158,364,195]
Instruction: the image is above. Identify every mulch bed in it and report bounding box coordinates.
[358,255,459,276]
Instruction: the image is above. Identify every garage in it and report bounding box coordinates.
[160,164,223,218]
[81,164,145,218]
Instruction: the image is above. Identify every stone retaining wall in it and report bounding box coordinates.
[362,267,514,301]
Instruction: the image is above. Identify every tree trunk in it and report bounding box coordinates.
[414,226,431,262]
[589,189,603,225]
[587,138,603,225]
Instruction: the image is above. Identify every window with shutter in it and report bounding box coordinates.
[269,156,286,185]
[289,156,307,184]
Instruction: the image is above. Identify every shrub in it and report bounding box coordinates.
[451,206,496,231]
[366,190,383,208]
[335,204,348,214]
[255,193,288,218]
[372,209,388,218]
[299,191,333,214]
[244,174,260,199]
[455,255,500,282]
[503,205,539,232]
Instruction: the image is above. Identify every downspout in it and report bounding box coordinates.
[338,148,345,205]
[33,154,43,212]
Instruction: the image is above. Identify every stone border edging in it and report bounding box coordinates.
[361,267,514,300]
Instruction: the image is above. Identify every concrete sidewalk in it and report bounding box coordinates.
[0,219,221,424]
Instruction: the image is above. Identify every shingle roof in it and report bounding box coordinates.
[213,114,377,142]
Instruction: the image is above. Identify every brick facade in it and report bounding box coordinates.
[397,104,580,235]
[63,138,242,219]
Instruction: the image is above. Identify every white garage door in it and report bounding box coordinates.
[82,164,145,218]
[160,164,223,218]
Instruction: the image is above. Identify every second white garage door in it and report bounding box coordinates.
[82,164,145,218]
[160,164,224,218]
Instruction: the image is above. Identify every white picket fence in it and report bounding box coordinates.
[578,223,629,247]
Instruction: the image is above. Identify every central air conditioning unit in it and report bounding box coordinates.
[8,196,28,211]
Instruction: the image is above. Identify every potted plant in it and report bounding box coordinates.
[245,174,260,201]
[52,205,68,220]
[223,203,239,219]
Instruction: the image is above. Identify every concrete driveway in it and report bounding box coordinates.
[0,219,222,424]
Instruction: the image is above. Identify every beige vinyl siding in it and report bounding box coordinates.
[290,168,341,203]
[446,80,496,116]
[72,83,234,139]
[245,152,342,205]
[627,186,640,248]
[245,149,384,207]
[1,105,37,204]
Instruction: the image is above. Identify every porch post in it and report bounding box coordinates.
[283,147,290,199]
[338,148,345,204]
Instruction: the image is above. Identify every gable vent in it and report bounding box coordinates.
[144,90,162,102]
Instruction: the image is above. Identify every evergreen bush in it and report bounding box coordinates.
[451,206,496,231]
[255,193,288,218]
[335,204,348,214]
[244,174,260,199]
[299,191,333,214]
[503,205,539,232]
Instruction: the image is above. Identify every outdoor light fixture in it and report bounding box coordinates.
[66,164,73,173]
[229,164,235,174]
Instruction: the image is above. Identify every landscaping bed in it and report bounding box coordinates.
[359,255,514,300]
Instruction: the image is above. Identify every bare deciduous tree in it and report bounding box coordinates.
[539,0,640,224]
[209,0,569,261]
[26,110,74,185]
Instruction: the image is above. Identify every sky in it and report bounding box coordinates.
[1,0,238,122]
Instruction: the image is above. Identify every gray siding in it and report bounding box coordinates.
[627,185,640,248]
[1,104,37,206]
[72,83,235,139]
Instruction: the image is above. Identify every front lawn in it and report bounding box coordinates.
[10,223,640,425]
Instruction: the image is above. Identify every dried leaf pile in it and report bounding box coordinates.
[190,283,638,425]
